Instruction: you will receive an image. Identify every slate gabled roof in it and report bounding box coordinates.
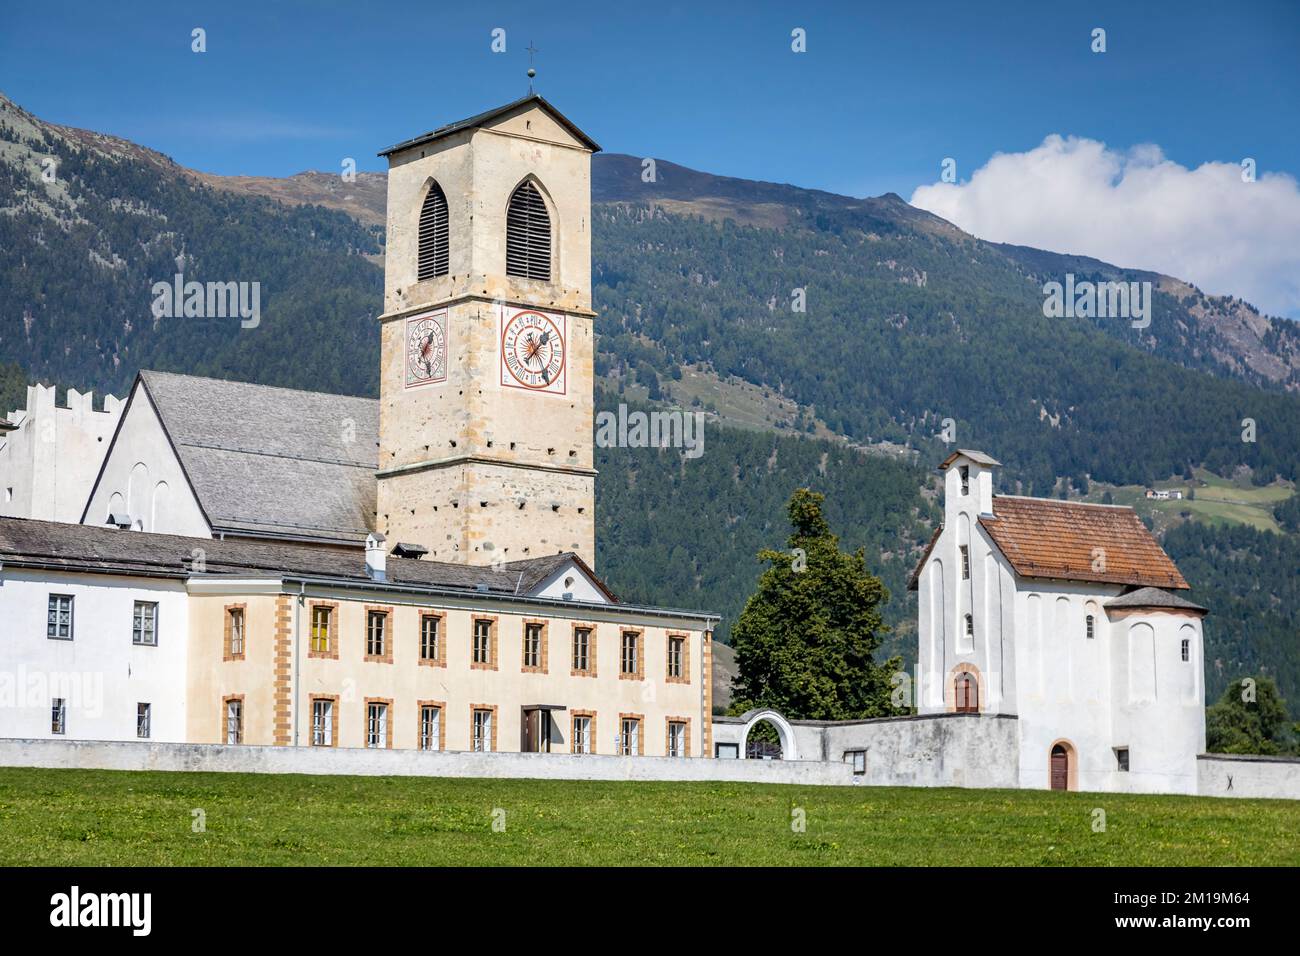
[939,449,1001,470]
[0,515,606,601]
[377,94,601,157]
[979,495,1188,590]
[1105,586,1207,614]
[89,371,381,545]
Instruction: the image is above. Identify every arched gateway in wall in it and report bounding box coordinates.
[737,709,799,761]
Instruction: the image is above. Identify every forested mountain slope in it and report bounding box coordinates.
[2,94,1297,701]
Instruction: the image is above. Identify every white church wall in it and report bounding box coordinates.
[915,556,940,709]
[1106,610,1205,794]
[82,382,209,536]
[0,384,122,523]
[0,567,189,742]
[1013,584,1203,794]
[1014,579,1121,792]
[916,506,1016,715]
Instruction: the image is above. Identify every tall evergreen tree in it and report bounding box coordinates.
[730,488,902,719]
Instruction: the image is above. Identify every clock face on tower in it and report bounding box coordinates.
[405,309,447,388]
[500,306,566,394]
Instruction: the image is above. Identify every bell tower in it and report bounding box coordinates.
[374,96,600,566]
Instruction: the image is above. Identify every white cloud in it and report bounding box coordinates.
[910,135,1300,318]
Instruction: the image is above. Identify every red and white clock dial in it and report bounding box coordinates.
[500,307,566,394]
[405,309,447,388]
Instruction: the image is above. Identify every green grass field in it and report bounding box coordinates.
[0,767,1295,866]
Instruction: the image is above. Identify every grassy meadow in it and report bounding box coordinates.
[0,767,1295,866]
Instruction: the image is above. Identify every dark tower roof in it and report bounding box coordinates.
[378,94,601,157]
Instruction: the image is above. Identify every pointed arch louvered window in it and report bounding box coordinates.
[506,180,551,280]
[417,182,449,280]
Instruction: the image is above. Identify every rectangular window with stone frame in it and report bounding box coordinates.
[619,630,642,680]
[365,700,391,749]
[571,711,595,754]
[472,618,498,670]
[618,714,642,756]
[667,719,688,757]
[472,706,496,752]
[364,606,392,665]
[309,603,338,658]
[522,620,547,673]
[420,613,445,666]
[311,696,337,747]
[419,702,444,751]
[366,609,389,660]
[571,625,596,677]
[224,605,246,660]
[666,634,690,684]
[225,697,243,745]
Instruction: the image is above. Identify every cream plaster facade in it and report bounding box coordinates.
[186,581,709,755]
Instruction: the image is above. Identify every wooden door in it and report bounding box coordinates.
[522,709,537,752]
[1050,745,1069,790]
[956,675,978,713]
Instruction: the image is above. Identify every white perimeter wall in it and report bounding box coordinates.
[713,713,1021,789]
[1197,754,1300,800]
[0,568,189,742]
[0,737,855,786]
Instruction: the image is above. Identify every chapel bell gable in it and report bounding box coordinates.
[940,449,1000,521]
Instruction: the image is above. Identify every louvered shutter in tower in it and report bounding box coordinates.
[417,183,449,280]
[505,180,551,280]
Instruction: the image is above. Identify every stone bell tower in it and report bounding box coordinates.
[374,96,599,566]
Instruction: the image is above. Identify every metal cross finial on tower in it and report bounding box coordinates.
[526,41,539,94]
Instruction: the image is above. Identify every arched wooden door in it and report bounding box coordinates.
[1050,744,1069,791]
[955,674,978,713]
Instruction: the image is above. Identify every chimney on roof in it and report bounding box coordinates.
[365,532,387,582]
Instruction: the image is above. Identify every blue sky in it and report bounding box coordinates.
[4,0,1299,313]
[3,0,1296,194]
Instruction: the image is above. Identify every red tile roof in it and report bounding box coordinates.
[978,496,1188,590]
